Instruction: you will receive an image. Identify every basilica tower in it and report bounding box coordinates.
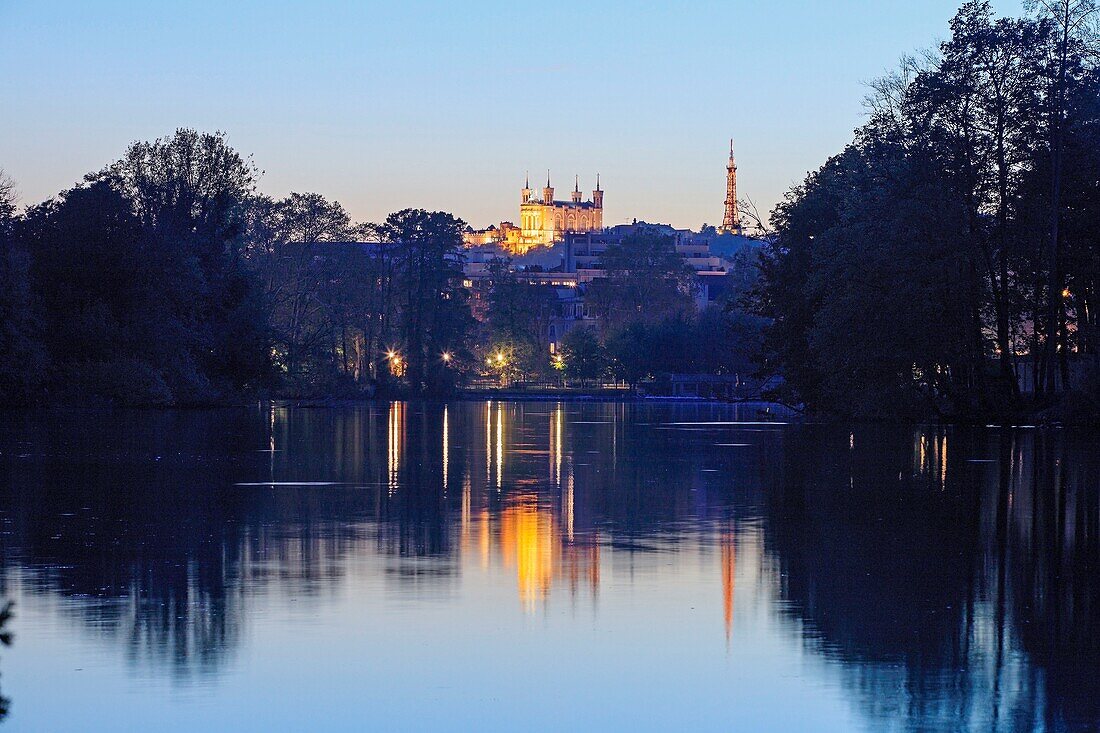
[720,140,742,235]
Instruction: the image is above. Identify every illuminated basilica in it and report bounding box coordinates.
[463,173,604,254]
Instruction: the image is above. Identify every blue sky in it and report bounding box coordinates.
[0,0,1024,229]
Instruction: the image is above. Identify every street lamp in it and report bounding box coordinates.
[441,351,453,363]
[386,349,403,377]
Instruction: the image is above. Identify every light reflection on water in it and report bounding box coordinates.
[0,401,1096,732]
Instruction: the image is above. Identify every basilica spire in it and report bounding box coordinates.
[572,174,582,203]
[542,170,554,205]
[522,170,532,203]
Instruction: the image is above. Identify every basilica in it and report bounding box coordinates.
[463,173,603,254]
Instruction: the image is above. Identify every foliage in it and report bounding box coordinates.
[586,230,696,333]
[380,209,472,394]
[0,171,45,404]
[18,180,221,404]
[604,304,764,386]
[245,192,371,395]
[753,0,1100,419]
[484,259,557,378]
[560,328,609,381]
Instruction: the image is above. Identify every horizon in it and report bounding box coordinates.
[1,0,1024,228]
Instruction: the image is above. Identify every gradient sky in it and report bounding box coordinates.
[1,0,1024,230]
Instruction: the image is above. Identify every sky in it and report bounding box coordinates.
[0,0,1025,230]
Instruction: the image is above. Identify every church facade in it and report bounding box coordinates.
[463,173,603,255]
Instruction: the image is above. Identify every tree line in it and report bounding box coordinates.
[753,0,1100,420]
[0,132,761,405]
[0,130,474,404]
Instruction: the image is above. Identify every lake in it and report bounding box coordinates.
[0,402,1096,731]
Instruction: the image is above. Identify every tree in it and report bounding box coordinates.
[485,258,557,378]
[586,229,696,333]
[909,1,1048,392]
[560,328,608,382]
[0,170,46,404]
[1029,0,1100,391]
[380,209,472,393]
[606,322,656,386]
[18,180,189,403]
[101,128,272,397]
[753,2,1100,419]
[247,192,360,392]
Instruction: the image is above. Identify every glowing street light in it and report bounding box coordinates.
[495,351,505,364]
[441,351,453,363]
[385,349,404,377]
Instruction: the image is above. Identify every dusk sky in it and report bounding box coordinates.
[1,0,1024,230]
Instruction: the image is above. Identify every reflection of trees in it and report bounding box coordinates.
[0,600,11,720]
[0,400,780,681]
[0,408,388,679]
[2,402,1093,731]
[761,426,1100,731]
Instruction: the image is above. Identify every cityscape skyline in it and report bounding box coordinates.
[0,0,1026,230]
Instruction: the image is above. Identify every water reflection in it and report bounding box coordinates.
[0,405,1095,731]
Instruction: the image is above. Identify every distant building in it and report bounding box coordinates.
[463,173,603,254]
[563,222,730,308]
[548,285,596,355]
[461,143,760,351]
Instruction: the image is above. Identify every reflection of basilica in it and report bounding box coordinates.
[457,401,601,610]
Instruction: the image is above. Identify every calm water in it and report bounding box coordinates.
[0,402,1096,732]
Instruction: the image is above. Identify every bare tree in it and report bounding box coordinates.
[0,169,16,222]
[736,196,773,238]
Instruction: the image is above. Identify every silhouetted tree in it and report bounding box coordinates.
[247,192,363,392]
[380,209,471,393]
[100,128,273,399]
[753,1,1100,419]
[485,258,557,377]
[0,170,45,404]
[560,327,608,381]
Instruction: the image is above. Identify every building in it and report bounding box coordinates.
[463,173,604,254]
[563,222,731,308]
[463,142,758,351]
